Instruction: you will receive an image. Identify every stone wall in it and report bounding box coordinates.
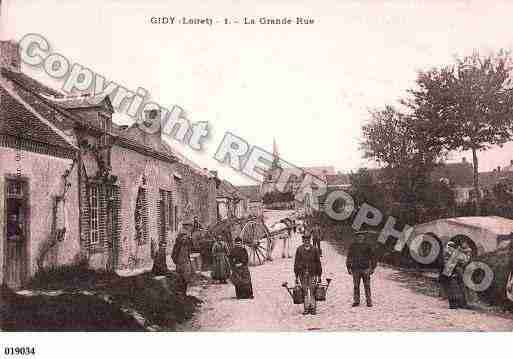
[107,145,177,273]
[174,162,217,227]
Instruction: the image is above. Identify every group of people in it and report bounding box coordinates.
[171,218,254,300]
[293,227,377,314]
[210,235,254,299]
[171,215,471,315]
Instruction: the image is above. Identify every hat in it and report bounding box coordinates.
[234,237,243,244]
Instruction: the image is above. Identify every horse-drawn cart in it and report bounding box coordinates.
[197,214,296,267]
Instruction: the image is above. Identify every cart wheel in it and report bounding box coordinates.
[240,220,270,266]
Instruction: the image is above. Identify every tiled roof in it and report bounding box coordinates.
[0,80,77,152]
[326,173,351,187]
[479,170,513,189]
[50,94,113,113]
[302,166,336,177]
[237,185,262,202]
[272,166,336,183]
[217,179,246,199]
[431,162,474,186]
[1,68,64,98]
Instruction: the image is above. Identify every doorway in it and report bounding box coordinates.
[4,178,29,289]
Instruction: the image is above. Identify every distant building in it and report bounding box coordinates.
[430,157,474,203]
[260,138,338,212]
[214,175,249,221]
[237,185,263,217]
[479,160,513,200]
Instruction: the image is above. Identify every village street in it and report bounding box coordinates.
[183,221,513,331]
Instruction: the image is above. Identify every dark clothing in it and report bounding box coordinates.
[229,245,254,299]
[346,242,376,271]
[347,241,376,305]
[441,247,469,309]
[311,226,323,255]
[211,240,230,281]
[6,221,23,240]
[294,244,322,312]
[172,232,194,294]
[294,245,322,278]
[352,270,372,305]
[441,273,467,308]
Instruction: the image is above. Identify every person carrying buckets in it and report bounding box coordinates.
[294,234,322,315]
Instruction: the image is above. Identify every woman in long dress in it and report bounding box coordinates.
[229,237,254,299]
[441,241,470,309]
[211,236,231,283]
[172,222,194,295]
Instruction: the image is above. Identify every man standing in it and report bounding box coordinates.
[294,234,322,315]
[346,231,376,307]
[280,219,292,258]
[311,222,323,257]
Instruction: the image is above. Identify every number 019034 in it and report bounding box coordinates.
[4,347,36,355]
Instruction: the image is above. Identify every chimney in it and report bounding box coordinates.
[498,166,501,172]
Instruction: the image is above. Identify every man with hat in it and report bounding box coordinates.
[294,233,322,315]
[346,231,376,307]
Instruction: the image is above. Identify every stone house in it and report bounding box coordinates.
[237,185,263,217]
[0,40,217,288]
[430,158,474,204]
[215,177,248,221]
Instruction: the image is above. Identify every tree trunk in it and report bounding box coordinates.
[472,147,481,215]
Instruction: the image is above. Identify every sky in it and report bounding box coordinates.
[3,0,513,184]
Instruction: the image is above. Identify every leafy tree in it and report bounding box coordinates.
[406,50,513,214]
[348,167,386,209]
[361,106,446,206]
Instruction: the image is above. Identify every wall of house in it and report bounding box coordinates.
[106,145,217,274]
[174,162,217,227]
[108,145,177,273]
[454,186,473,204]
[248,201,263,217]
[0,148,80,286]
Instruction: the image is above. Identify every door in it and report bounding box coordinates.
[4,178,29,289]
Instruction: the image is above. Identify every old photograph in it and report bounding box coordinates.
[1,0,513,346]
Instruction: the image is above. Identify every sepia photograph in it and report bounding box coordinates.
[1,0,513,357]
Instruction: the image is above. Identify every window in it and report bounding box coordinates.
[134,187,148,244]
[168,193,173,229]
[99,114,111,147]
[159,189,173,231]
[174,205,178,232]
[90,185,100,245]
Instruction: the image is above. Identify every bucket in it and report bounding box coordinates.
[314,278,332,301]
[282,281,304,304]
[292,285,304,304]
